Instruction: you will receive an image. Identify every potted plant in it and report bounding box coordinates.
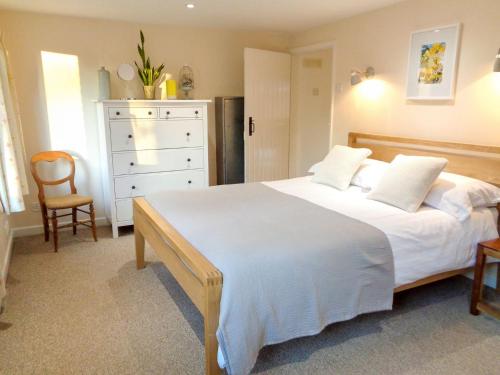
[135,30,164,99]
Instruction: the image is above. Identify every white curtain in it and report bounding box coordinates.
[0,33,28,213]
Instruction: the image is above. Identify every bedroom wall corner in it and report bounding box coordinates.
[290,0,500,148]
[0,9,291,231]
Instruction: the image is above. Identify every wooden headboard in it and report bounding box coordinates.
[348,132,500,188]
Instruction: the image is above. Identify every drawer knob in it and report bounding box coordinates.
[186,132,190,137]
[131,185,136,190]
[166,111,171,115]
[128,134,133,139]
[187,158,191,162]
[116,111,120,115]
[148,111,152,115]
[130,162,134,166]
[188,180,192,184]
[195,110,199,115]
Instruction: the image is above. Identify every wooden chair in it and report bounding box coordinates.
[30,151,97,252]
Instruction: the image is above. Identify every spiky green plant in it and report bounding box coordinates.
[134,30,164,86]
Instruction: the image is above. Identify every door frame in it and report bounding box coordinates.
[289,41,336,156]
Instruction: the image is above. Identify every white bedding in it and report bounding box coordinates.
[264,176,499,287]
[216,176,498,369]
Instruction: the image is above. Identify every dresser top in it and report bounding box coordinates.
[95,99,212,104]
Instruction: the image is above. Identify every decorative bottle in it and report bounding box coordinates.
[98,66,111,100]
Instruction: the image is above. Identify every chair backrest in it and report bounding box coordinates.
[30,151,76,203]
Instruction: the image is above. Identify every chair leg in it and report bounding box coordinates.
[42,206,50,242]
[89,203,97,242]
[51,209,58,252]
[72,208,77,235]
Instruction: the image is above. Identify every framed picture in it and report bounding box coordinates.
[405,23,461,100]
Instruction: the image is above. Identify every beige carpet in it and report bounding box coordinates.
[0,226,499,375]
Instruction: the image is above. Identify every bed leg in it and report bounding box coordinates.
[204,277,223,375]
[135,226,145,270]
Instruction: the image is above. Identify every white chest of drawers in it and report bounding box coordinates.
[96,100,211,238]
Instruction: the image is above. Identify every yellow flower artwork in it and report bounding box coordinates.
[418,42,446,84]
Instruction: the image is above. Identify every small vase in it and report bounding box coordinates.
[143,85,155,100]
[98,67,111,100]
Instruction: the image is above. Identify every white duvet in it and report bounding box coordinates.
[264,176,499,287]
[217,176,498,369]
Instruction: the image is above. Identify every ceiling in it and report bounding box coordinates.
[0,0,406,32]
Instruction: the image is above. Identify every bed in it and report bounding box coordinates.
[133,132,500,375]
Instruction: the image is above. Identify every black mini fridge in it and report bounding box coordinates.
[215,97,244,185]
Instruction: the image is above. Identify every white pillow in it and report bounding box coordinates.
[311,145,372,190]
[351,159,389,190]
[424,171,500,221]
[367,155,448,212]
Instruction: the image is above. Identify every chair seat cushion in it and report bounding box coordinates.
[45,194,93,209]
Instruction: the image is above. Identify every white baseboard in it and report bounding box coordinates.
[12,217,109,238]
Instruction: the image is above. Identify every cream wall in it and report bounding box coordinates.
[291,0,500,148]
[0,10,290,229]
[289,48,333,177]
[3,0,500,231]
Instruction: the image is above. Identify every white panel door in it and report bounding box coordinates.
[244,48,291,182]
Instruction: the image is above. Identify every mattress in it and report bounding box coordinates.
[215,176,498,369]
[264,176,499,287]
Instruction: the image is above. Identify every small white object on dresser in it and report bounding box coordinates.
[96,100,211,238]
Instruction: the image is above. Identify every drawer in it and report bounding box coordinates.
[110,120,203,151]
[159,106,202,119]
[112,148,204,175]
[115,199,133,222]
[114,170,205,199]
[108,107,158,120]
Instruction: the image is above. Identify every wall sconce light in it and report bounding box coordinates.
[494,48,500,72]
[351,66,375,86]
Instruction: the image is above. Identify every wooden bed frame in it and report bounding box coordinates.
[134,132,500,375]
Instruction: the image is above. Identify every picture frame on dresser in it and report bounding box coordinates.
[95,100,211,238]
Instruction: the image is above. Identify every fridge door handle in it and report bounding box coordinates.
[249,116,255,136]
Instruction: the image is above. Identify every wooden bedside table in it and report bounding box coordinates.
[470,238,500,319]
